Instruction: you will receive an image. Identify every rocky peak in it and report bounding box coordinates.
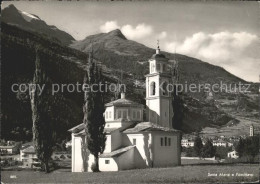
[107,29,127,40]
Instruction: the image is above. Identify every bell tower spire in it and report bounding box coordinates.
[145,42,173,128]
[156,40,160,54]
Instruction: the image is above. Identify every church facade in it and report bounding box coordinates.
[68,46,181,172]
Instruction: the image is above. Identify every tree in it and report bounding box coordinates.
[30,50,55,173]
[83,52,106,172]
[172,86,184,130]
[235,138,245,157]
[236,135,259,160]
[193,133,203,157]
[202,139,215,158]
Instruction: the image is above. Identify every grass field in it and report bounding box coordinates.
[1,164,259,183]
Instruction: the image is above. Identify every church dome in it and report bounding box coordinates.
[151,43,166,59]
[151,53,166,59]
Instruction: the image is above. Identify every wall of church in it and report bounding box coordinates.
[160,98,172,128]
[126,133,150,167]
[103,135,111,153]
[111,130,122,151]
[72,135,95,172]
[152,132,180,167]
[99,157,118,172]
[105,106,114,121]
[117,148,135,170]
[146,99,160,124]
[72,135,83,172]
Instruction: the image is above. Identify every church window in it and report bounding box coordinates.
[162,64,166,72]
[133,138,136,145]
[137,111,141,119]
[105,160,110,164]
[118,110,121,119]
[133,111,136,119]
[160,137,164,146]
[168,138,171,146]
[162,82,168,96]
[165,137,167,146]
[150,82,156,96]
[109,112,111,118]
[123,110,127,119]
[106,112,108,119]
[157,63,161,72]
[151,63,155,73]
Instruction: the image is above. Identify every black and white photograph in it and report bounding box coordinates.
[1,1,259,183]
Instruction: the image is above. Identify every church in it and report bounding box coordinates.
[68,46,181,172]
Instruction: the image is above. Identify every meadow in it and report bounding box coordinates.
[2,163,258,184]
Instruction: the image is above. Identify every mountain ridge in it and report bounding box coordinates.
[2,4,75,46]
[1,5,259,142]
[71,28,247,86]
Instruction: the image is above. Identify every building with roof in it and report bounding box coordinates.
[69,45,181,172]
[227,150,239,159]
[181,139,195,147]
[20,142,40,168]
[0,145,19,154]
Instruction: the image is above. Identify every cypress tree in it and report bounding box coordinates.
[202,139,215,158]
[193,133,203,157]
[172,85,184,130]
[83,52,106,172]
[30,50,54,173]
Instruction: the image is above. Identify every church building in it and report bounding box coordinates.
[68,46,181,172]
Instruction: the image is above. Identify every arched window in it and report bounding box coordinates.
[150,82,156,96]
[156,63,161,72]
[162,64,166,72]
[162,82,168,96]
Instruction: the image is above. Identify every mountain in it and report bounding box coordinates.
[1,6,259,142]
[70,29,259,134]
[2,4,75,46]
[70,29,246,86]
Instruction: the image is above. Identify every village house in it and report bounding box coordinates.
[227,150,239,159]
[181,139,195,147]
[20,142,40,168]
[0,145,19,154]
[212,140,228,147]
[69,46,181,172]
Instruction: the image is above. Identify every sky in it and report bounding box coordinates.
[2,1,259,82]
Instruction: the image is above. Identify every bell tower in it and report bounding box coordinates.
[145,43,173,128]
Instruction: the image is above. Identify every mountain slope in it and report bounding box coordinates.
[2,4,75,46]
[70,29,246,86]
[2,6,258,142]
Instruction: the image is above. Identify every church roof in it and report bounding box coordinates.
[72,126,121,136]
[151,53,166,59]
[105,98,143,107]
[123,122,180,133]
[68,123,85,133]
[99,145,135,158]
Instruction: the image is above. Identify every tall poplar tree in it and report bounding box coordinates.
[30,50,54,173]
[83,52,106,172]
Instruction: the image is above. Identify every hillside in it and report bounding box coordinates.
[2,4,75,46]
[1,5,259,142]
[70,29,246,86]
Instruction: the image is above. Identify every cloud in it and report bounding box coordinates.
[157,31,167,39]
[100,21,120,33]
[165,31,259,82]
[121,23,153,39]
